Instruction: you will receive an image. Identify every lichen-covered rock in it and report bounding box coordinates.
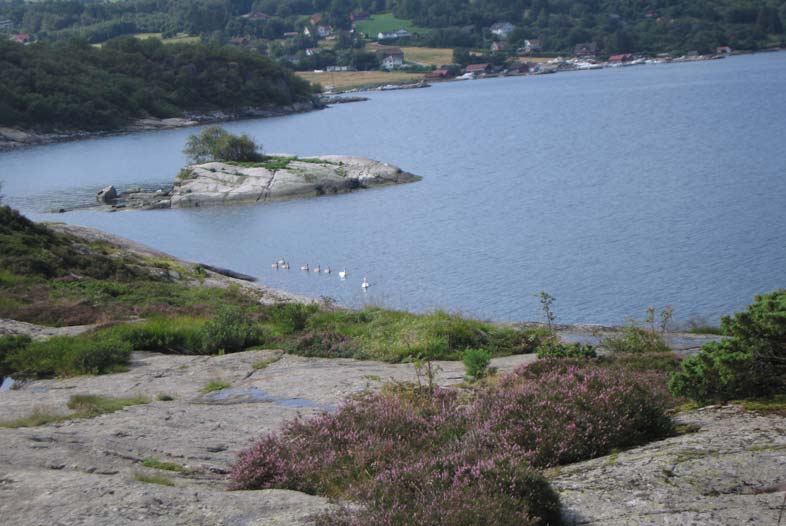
[551,405,786,525]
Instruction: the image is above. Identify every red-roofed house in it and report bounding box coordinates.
[425,68,451,79]
[310,13,323,25]
[465,63,490,75]
[11,34,31,44]
[608,53,632,63]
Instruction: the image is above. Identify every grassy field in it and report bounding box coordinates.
[133,32,201,45]
[366,43,453,66]
[354,12,429,37]
[297,70,424,91]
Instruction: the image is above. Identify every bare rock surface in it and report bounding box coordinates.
[0,350,535,525]
[552,405,786,525]
[167,156,420,208]
[0,318,96,341]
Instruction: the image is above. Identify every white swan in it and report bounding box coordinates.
[281,262,290,270]
[300,264,309,271]
[324,266,332,274]
[362,277,369,289]
[313,265,321,273]
[339,269,347,279]
[271,262,279,269]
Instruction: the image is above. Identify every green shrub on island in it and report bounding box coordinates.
[183,126,263,164]
[669,290,786,403]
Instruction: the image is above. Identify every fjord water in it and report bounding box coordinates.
[2,53,785,324]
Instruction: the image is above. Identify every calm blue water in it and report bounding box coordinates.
[2,53,785,324]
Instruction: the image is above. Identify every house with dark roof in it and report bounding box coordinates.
[245,12,270,21]
[574,42,598,58]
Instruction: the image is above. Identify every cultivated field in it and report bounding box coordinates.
[366,43,454,66]
[296,70,425,91]
[354,12,430,37]
[133,32,201,44]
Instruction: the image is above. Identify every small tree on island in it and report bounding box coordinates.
[183,126,263,163]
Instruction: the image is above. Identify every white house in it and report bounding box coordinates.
[379,47,405,69]
[490,22,515,38]
[377,29,411,40]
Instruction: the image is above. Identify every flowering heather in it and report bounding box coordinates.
[232,363,674,525]
[473,363,674,467]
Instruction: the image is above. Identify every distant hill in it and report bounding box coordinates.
[0,37,314,132]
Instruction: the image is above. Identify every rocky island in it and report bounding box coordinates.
[100,155,420,210]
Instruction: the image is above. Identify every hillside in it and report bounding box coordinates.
[0,36,315,132]
[1,0,784,55]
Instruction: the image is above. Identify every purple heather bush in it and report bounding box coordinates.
[232,362,674,525]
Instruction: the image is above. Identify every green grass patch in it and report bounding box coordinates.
[735,394,786,412]
[252,354,282,370]
[261,305,546,362]
[66,394,150,416]
[134,473,175,486]
[0,394,149,428]
[3,333,132,379]
[142,458,186,472]
[354,12,430,37]
[0,410,71,428]
[228,156,297,171]
[201,379,230,393]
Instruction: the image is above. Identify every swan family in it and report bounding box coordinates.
[272,260,367,288]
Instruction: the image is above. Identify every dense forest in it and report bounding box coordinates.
[1,0,785,54]
[0,37,314,131]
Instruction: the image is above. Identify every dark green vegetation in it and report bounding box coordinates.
[0,206,260,327]
[183,126,264,163]
[2,1,785,57]
[393,0,786,53]
[536,340,596,359]
[0,36,313,131]
[0,393,149,428]
[462,347,492,379]
[233,353,676,525]
[670,290,786,403]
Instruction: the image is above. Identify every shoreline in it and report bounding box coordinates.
[34,222,721,351]
[0,100,322,153]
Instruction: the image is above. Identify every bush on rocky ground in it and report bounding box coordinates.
[670,290,786,403]
[232,362,673,525]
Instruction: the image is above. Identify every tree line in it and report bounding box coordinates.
[0,0,784,55]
